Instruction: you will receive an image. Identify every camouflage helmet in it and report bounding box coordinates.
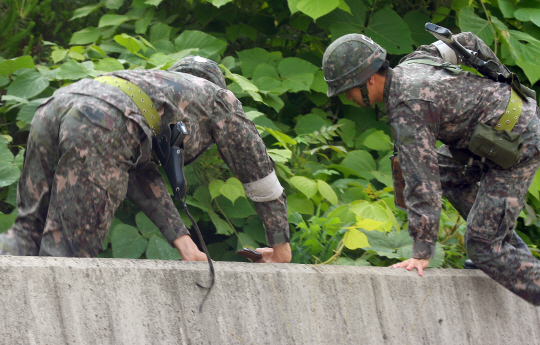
[168,55,227,89]
[322,34,387,97]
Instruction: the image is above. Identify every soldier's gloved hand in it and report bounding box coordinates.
[255,243,292,263]
[174,234,208,261]
[390,258,430,276]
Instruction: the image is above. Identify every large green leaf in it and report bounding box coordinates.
[290,176,318,199]
[340,150,376,180]
[337,119,356,147]
[237,48,271,78]
[498,0,517,18]
[114,33,147,54]
[343,228,369,249]
[217,197,256,218]
[458,7,494,46]
[362,130,393,152]
[515,8,540,27]
[105,0,124,9]
[112,224,148,258]
[209,180,226,200]
[146,237,182,260]
[310,70,328,94]
[297,0,339,21]
[351,201,388,223]
[287,193,315,215]
[267,149,292,163]
[17,98,49,123]
[505,30,540,84]
[317,180,338,205]
[403,10,435,47]
[317,0,366,37]
[219,178,244,204]
[278,57,319,77]
[0,56,35,76]
[209,211,234,235]
[208,0,233,8]
[99,14,130,27]
[51,49,68,63]
[236,232,259,250]
[288,0,301,15]
[70,27,101,45]
[0,164,19,188]
[7,70,49,99]
[261,93,285,112]
[150,23,172,43]
[71,4,104,20]
[242,217,267,244]
[145,0,164,6]
[295,114,328,136]
[364,9,413,55]
[529,171,540,201]
[0,144,14,164]
[174,31,227,59]
[0,214,16,234]
[56,60,93,80]
[135,212,162,238]
[252,63,279,80]
[360,228,411,259]
[94,58,125,72]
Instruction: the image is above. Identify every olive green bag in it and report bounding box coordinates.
[468,123,523,169]
[468,87,525,169]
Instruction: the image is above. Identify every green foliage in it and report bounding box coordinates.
[1,0,540,268]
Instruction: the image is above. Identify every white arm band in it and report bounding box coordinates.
[433,40,459,65]
[243,170,284,202]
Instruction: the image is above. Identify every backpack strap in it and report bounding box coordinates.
[398,58,463,75]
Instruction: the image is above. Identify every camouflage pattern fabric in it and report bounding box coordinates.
[386,32,540,305]
[0,69,289,257]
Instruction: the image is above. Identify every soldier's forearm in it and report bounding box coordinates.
[252,194,290,247]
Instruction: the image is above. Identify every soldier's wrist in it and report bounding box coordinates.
[412,240,436,259]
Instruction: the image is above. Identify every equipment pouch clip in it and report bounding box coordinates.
[152,121,189,199]
[468,123,523,169]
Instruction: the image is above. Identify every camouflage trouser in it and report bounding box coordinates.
[438,115,540,305]
[0,94,145,257]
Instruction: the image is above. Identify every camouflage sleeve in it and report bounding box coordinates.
[211,89,289,247]
[126,162,190,245]
[390,100,442,259]
[454,32,509,74]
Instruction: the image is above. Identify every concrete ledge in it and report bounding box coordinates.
[0,256,539,345]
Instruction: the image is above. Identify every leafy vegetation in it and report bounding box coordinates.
[1,0,540,266]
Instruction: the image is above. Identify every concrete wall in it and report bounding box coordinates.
[0,256,539,345]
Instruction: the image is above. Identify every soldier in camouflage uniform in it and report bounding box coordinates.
[0,55,291,263]
[323,33,540,305]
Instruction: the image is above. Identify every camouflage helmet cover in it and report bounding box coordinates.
[168,55,227,89]
[322,34,387,97]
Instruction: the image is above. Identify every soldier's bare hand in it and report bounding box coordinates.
[390,258,430,276]
[174,234,207,261]
[255,243,292,263]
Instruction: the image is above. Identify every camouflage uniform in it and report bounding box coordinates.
[0,68,289,257]
[386,32,540,305]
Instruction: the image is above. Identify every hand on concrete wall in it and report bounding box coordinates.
[389,258,430,276]
[255,243,292,263]
[174,235,208,261]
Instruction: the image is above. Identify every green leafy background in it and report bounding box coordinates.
[1,0,540,267]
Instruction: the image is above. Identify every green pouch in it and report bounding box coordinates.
[468,123,523,169]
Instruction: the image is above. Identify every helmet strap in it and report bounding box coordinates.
[360,84,371,107]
